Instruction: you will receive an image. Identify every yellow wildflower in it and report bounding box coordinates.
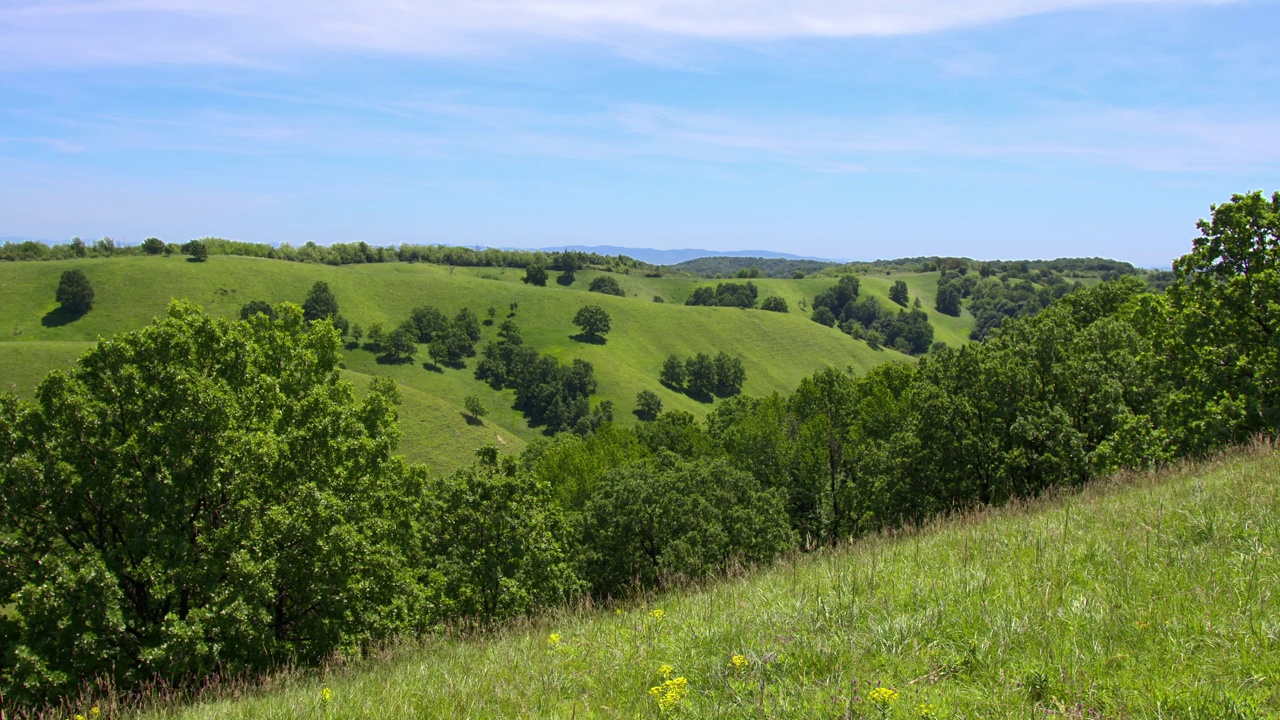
[320,687,333,704]
[90,709,101,719]
[658,663,675,678]
[547,633,562,647]
[730,654,749,670]
[916,702,938,719]
[868,686,899,706]
[75,715,86,720]
[651,608,665,620]
[649,675,689,712]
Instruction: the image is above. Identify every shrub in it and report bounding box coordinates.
[761,296,788,312]
[588,276,625,296]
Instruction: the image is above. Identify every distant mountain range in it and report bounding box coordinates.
[531,245,839,265]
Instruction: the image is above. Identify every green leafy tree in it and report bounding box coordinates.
[578,456,794,596]
[634,389,663,421]
[812,275,860,322]
[366,322,385,350]
[409,305,449,342]
[686,286,716,306]
[712,352,746,397]
[660,354,686,390]
[419,457,580,623]
[889,280,910,306]
[464,395,487,419]
[428,326,475,367]
[1163,190,1280,447]
[141,237,165,255]
[573,304,611,340]
[187,239,208,262]
[936,283,962,316]
[239,299,275,320]
[351,323,364,345]
[761,296,788,312]
[55,269,94,313]
[812,306,837,327]
[0,302,423,705]
[588,276,625,296]
[302,281,339,321]
[453,307,482,344]
[523,263,548,286]
[685,353,717,399]
[383,325,417,360]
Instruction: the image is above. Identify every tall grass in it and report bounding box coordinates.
[28,444,1277,720]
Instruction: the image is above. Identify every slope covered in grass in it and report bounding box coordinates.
[119,447,1279,719]
[0,256,921,471]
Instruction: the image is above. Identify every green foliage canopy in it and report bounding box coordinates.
[0,302,423,704]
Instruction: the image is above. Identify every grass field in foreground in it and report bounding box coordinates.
[108,446,1280,720]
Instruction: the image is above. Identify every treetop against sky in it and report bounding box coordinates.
[0,0,1276,266]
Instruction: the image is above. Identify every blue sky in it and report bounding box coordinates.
[1,1,1277,266]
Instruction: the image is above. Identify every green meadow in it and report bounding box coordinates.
[0,256,964,472]
[96,444,1280,720]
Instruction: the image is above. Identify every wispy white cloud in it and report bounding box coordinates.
[12,86,1276,176]
[0,0,1236,67]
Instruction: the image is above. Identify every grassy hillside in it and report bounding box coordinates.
[108,446,1279,719]
[0,256,946,471]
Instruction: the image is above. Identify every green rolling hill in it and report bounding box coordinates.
[0,256,972,472]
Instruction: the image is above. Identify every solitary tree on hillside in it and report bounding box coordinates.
[573,305,611,341]
[464,395,487,420]
[589,276,625,296]
[56,269,94,314]
[889,280,910,307]
[761,296,788,312]
[634,389,663,421]
[188,239,209,262]
[303,281,339,321]
[936,284,962,316]
[523,263,548,286]
[141,237,165,255]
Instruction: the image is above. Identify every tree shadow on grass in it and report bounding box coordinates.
[687,390,715,404]
[375,354,415,366]
[41,306,87,328]
[461,412,484,426]
[422,362,445,374]
[569,333,606,345]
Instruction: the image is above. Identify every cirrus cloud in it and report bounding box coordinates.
[0,0,1237,67]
